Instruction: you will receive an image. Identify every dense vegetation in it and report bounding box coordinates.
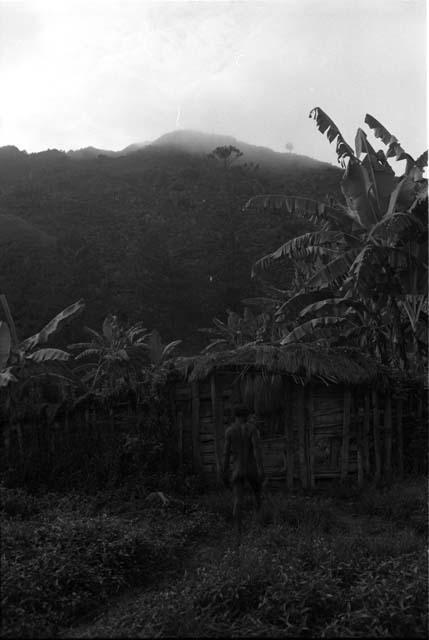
[0,135,341,349]
[1,478,427,638]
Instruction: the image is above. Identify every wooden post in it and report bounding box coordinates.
[177,410,184,472]
[414,390,424,474]
[356,403,364,488]
[384,393,392,484]
[4,424,10,466]
[169,385,179,472]
[363,391,370,478]
[372,390,381,484]
[210,374,224,483]
[191,381,202,473]
[340,388,351,482]
[306,385,315,489]
[396,398,403,479]
[64,410,70,450]
[417,390,423,423]
[297,384,307,489]
[284,380,294,491]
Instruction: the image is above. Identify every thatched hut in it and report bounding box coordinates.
[173,344,425,487]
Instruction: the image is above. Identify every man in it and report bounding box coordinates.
[222,405,265,537]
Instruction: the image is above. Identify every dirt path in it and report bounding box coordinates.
[58,513,239,639]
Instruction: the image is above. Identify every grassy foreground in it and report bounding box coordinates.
[1,478,427,638]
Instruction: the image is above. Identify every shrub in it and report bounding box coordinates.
[354,477,428,534]
[1,490,219,638]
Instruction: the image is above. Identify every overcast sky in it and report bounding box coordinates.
[0,0,426,166]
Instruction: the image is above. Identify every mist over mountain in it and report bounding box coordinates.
[0,129,335,171]
[150,130,332,172]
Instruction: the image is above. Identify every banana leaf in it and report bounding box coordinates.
[27,348,70,363]
[364,114,409,161]
[0,321,11,369]
[305,248,361,290]
[275,290,335,322]
[281,316,350,345]
[162,340,182,359]
[299,297,367,319]
[0,367,17,387]
[241,297,280,310]
[245,194,344,226]
[369,210,424,243]
[252,230,346,276]
[415,150,428,169]
[102,316,115,342]
[309,107,355,165]
[21,299,85,351]
[201,339,229,354]
[341,159,379,228]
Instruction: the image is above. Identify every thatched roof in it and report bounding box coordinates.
[176,343,381,386]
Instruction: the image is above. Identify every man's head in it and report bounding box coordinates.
[234,404,250,421]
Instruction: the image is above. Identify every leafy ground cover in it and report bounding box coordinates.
[1,478,427,638]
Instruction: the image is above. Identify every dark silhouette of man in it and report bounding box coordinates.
[223,405,265,537]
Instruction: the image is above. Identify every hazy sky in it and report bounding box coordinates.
[0,0,426,166]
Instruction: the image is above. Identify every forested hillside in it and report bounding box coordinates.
[0,134,342,350]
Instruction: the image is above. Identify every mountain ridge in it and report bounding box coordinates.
[0,129,335,171]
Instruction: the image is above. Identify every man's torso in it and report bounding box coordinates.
[225,422,259,480]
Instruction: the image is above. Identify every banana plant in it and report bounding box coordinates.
[199,307,272,353]
[0,296,85,463]
[280,295,396,363]
[144,329,182,366]
[68,315,151,397]
[245,109,427,370]
[0,296,85,387]
[69,318,181,398]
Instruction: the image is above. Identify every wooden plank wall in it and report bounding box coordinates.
[173,375,427,486]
